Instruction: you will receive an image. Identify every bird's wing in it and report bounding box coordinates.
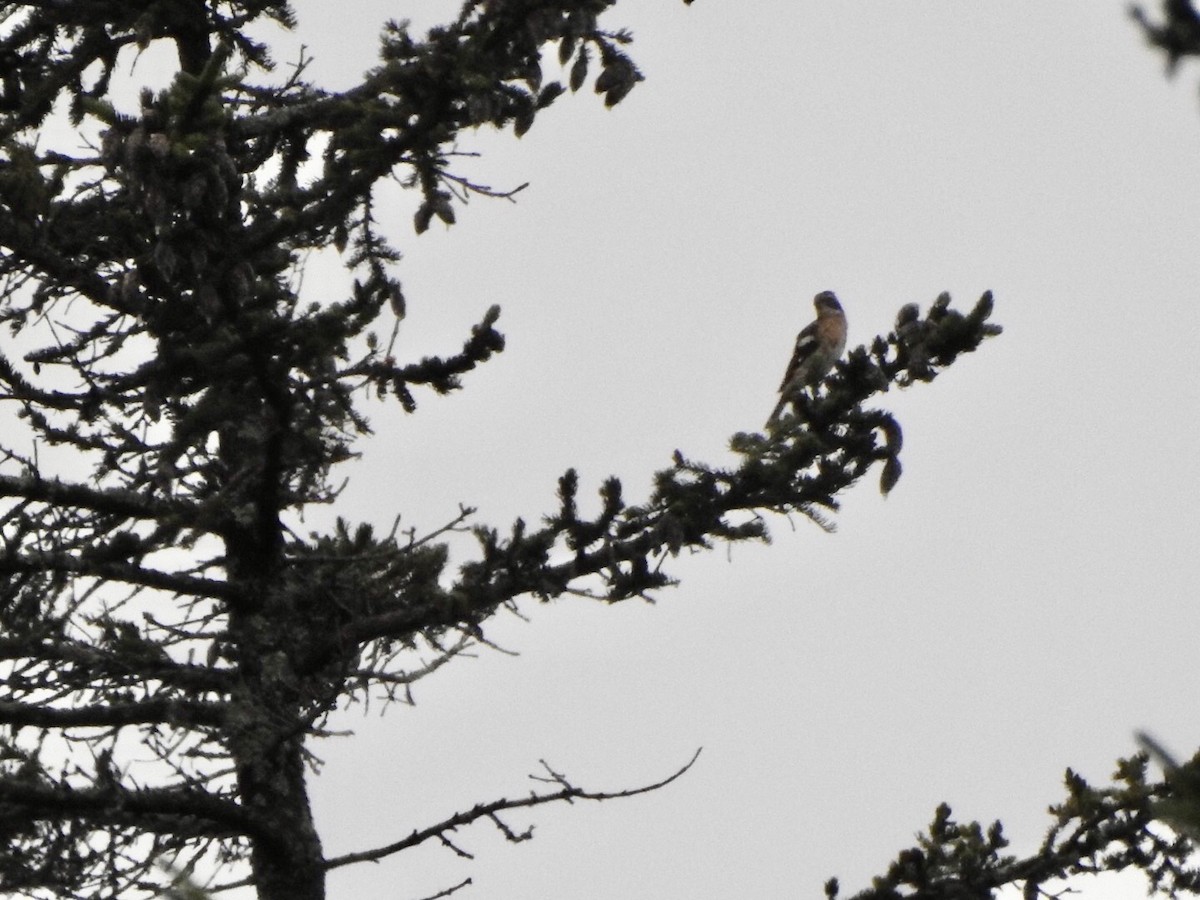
[777,320,820,392]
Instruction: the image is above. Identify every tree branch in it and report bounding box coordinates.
[0,550,233,600]
[0,636,233,693]
[332,292,1002,655]
[322,748,702,871]
[0,778,256,840]
[0,473,174,521]
[0,696,225,729]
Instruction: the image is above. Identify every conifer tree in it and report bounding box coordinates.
[0,2,1001,898]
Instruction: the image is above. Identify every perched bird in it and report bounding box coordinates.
[766,290,847,426]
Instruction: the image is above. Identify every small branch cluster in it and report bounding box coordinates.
[1131,1,1200,74]
[828,753,1200,900]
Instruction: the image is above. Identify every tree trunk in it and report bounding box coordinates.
[227,606,327,900]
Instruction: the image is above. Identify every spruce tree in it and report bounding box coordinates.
[0,2,1000,898]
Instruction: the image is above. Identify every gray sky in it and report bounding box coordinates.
[243,2,1200,897]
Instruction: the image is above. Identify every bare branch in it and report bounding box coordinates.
[322,748,702,872]
[411,878,473,900]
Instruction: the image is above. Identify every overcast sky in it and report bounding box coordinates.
[223,2,1200,898]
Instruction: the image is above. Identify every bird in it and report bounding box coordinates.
[765,291,847,427]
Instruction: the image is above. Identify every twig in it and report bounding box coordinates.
[412,877,473,900]
[323,748,702,872]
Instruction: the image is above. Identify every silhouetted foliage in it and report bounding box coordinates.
[0,2,1002,898]
[831,753,1200,900]
[1132,0,1200,74]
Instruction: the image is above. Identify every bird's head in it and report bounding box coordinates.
[813,291,842,314]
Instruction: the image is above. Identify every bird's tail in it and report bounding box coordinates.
[765,396,789,429]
